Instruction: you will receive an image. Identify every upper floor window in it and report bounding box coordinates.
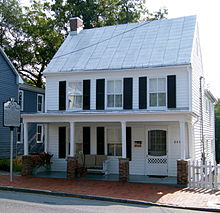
[18,90,24,111]
[17,124,23,144]
[37,124,43,143]
[149,78,166,107]
[107,80,122,108]
[37,94,44,112]
[67,81,83,110]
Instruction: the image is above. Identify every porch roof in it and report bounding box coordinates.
[21,110,195,123]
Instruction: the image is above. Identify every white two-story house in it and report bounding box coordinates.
[22,15,216,179]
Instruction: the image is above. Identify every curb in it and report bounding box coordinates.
[0,186,219,212]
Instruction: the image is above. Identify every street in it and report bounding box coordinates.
[0,190,214,213]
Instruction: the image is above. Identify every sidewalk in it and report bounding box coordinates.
[0,174,220,211]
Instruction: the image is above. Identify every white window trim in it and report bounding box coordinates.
[36,124,44,143]
[105,79,123,110]
[17,123,24,144]
[19,90,24,111]
[37,94,44,113]
[148,77,167,109]
[67,80,83,111]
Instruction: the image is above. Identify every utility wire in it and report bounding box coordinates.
[52,20,156,60]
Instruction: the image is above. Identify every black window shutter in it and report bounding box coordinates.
[83,80,90,110]
[97,127,105,155]
[167,75,176,108]
[96,79,105,110]
[123,78,133,109]
[59,81,66,110]
[126,127,132,161]
[139,77,147,109]
[59,127,66,158]
[83,127,90,154]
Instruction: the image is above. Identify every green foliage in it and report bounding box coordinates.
[31,152,53,168]
[215,99,220,163]
[0,157,22,172]
[1,0,167,88]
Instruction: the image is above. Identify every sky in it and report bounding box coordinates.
[21,0,220,99]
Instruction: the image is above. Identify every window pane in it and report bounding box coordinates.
[150,93,157,106]
[73,96,82,108]
[115,80,122,93]
[107,95,114,107]
[68,95,74,109]
[148,130,166,156]
[158,93,166,106]
[115,95,122,107]
[149,79,157,92]
[107,144,114,156]
[107,80,114,93]
[115,144,122,156]
[158,78,165,92]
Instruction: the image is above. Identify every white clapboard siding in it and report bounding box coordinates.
[45,66,189,111]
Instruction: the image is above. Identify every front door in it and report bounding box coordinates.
[146,130,168,176]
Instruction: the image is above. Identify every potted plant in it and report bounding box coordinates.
[74,165,87,177]
[31,152,53,174]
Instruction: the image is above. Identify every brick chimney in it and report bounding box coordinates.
[70,17,84,34]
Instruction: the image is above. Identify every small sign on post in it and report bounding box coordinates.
[3,98,20,182]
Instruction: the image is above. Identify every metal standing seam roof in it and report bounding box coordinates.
[44,15,197,73]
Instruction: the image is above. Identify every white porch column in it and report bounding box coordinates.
[179,121,186,160]
[23,122,28,155]
[121,121,126,158]
[44,124,48,153]
[69,122,75,157]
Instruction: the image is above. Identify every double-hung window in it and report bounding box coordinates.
[149,78,166,107]
[17,124,23,144]
[107,80,122,108]
[37,124,43,143]
[67,81,83,110]
[18,90,24,111]
[37,94,44,112]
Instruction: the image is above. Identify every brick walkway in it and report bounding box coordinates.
[0,174,219,209]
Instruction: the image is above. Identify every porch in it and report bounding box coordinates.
[21,111,193,183]
[33,171,178,185]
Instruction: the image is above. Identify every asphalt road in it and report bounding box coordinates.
[0,190,213,213]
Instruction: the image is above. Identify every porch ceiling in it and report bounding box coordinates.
[21,110,193,123]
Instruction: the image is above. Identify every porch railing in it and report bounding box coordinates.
[188,160,220,190]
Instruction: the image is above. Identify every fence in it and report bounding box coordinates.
[188,160,220,190]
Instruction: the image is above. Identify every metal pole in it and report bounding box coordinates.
[10,127,14,182]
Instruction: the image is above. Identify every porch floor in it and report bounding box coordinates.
[33,171,177,186]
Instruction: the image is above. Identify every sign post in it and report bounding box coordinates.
[3,98,20,182]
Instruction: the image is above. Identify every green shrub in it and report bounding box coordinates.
[0,157,22,172]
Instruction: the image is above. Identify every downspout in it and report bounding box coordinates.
[199,76,205,164]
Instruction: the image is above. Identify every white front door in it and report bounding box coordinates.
[146,130,168,176]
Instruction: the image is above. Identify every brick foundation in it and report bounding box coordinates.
[21,155,33,176]
[177,159,189,185]
[119,158,129,182]
[67,156,77,179]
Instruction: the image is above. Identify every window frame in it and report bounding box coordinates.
[17,124,23,144]
[67,80,83,111]
[37,94,44,113]
[36,124,44,143]
[106,79,123,110]
[148,77,167,109]
[106,127,122,157]
[18,90,24,111]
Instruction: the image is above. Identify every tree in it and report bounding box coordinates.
[215,99,220,163]
[1,0,167,87]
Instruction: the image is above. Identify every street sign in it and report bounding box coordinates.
[3,98,21,182]
[3,98,20,127]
